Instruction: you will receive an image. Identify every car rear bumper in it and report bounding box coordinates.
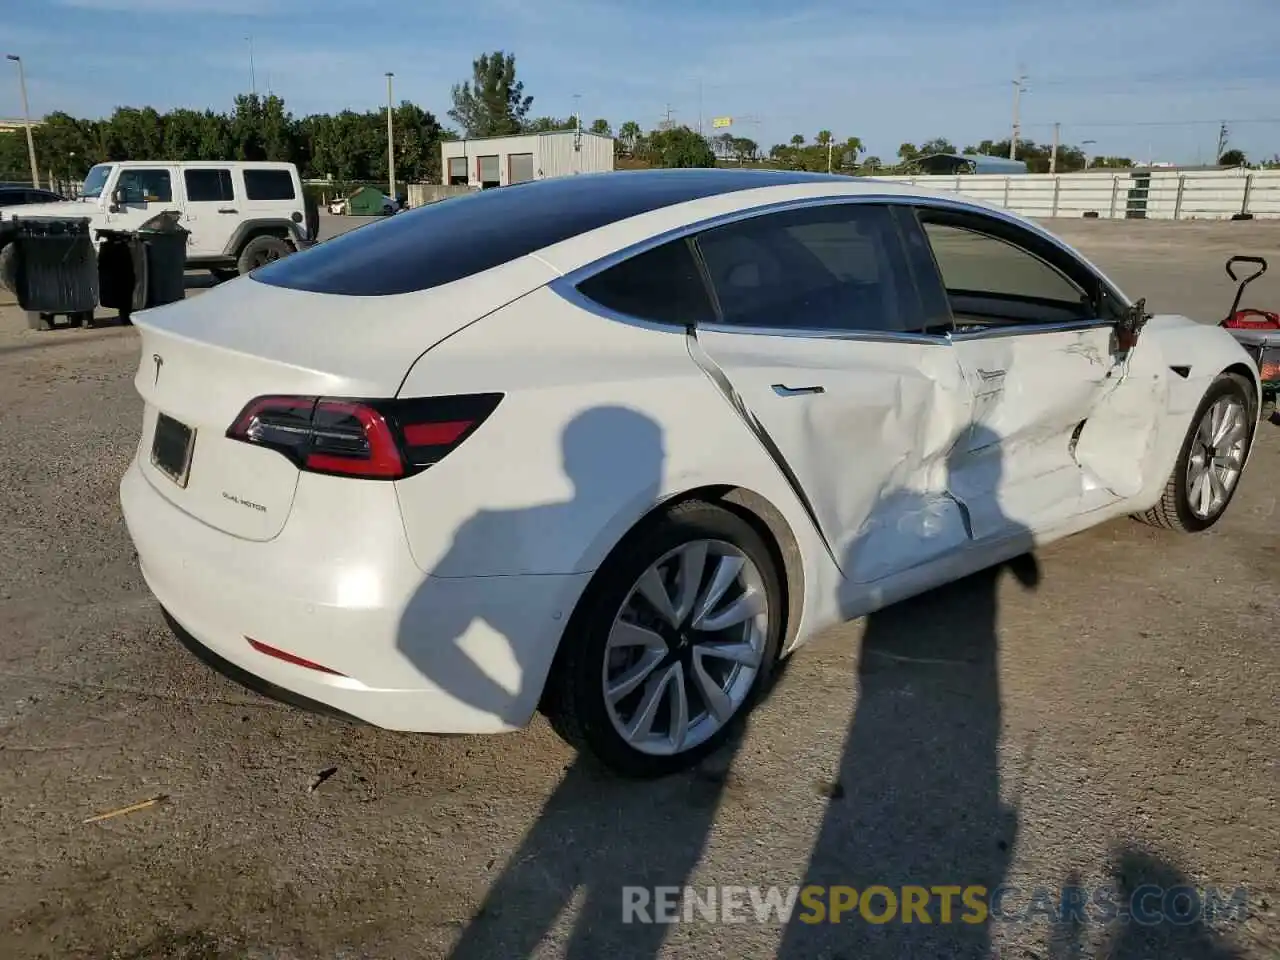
[120,457,590,733]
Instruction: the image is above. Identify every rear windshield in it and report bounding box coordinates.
[252,169,846,297]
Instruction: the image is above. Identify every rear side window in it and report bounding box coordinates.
[184,169,234,203]
[574,240,714,326]
[243,169,296,201]
[695,204,922,333]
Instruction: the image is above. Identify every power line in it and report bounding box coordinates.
[1022,116,1280,129]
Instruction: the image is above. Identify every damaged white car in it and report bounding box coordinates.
[120,169,1262,777]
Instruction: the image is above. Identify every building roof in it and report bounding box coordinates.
[914,153,1029,175]
[443,130,614,144]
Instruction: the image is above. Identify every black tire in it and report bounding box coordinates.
[26,311,53,331]
[543,500,785,778]
[1134,373,1256,532]
[382,203,394,216]
[236,235,291,275]
[210,267,239,283]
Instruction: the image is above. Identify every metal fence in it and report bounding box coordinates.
[867,169,1280,220]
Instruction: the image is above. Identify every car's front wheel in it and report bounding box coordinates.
[1136,372,1255,532]
[545,500,784,777]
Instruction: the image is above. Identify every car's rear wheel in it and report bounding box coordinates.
[236,235,291,275]
[545,500,784,777]
[1135,373,1255,532]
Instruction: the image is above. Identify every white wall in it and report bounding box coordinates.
[867,169,1280,220]
[440,132,616,186]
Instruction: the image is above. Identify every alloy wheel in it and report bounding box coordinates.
[602,539,769,757]
[1186,394,1248,519]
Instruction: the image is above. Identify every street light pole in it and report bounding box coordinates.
[5,54,39,189]
[385,72,396,201]
[246,37,256,96]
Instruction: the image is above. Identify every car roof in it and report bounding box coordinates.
[100,160,297,170]
[255,168,935,297]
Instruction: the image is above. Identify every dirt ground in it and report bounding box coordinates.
[0,217,1277,960]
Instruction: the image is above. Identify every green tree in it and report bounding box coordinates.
[645,126,715,168]
[448,51,533,137]
[730,137,757,163]
[618,120,641,154]
[897,142,918,162]
[815,130,833,147]
[790,133,805,148]
[1219,148,1247,167]
[919,137,956,155]
[589,118,611,136]
[862,155,883,171]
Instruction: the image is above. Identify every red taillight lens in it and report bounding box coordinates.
[226,393,502,480]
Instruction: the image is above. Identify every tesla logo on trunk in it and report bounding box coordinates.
[152,354,163,384]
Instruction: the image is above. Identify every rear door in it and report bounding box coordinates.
[689,201,976,585]
[181,167,239,258]
[907,206,1126,538]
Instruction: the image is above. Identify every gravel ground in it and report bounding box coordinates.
[0,217,1277,960]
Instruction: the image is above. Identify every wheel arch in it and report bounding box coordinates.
[536,482,806,713]
[222,220,302,258]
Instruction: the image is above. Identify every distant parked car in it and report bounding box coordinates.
[0,161,318,281]
[0,186,66,207]
[327,193,399,216]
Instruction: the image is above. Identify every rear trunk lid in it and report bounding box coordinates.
[132,257,554,541]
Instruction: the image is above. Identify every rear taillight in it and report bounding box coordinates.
[226,393,502,480]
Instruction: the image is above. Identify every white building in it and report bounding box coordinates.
[441,131,615,188]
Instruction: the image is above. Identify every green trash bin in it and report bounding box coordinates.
[136,210,189,308]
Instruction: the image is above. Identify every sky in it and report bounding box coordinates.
[4,0,1280,165]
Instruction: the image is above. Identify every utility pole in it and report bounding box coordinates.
[246,37,256,96]
[385,72,396,201]
[4,55,38,189]
[1010,73,1028,160]
[697,78,703,137]
[1216,122,1229,163]
[827,137,834,174]
[1049,121,1060,174]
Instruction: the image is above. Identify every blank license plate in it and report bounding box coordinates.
[151,412,196,487]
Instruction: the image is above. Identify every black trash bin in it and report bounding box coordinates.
[1,216,99,330]
[136,210,189,309]
[96,228,148,325]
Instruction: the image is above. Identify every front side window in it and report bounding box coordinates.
[574,239,715,326]
[116,169,173,204]
[919,219,1091,326]
[694,203,920,333]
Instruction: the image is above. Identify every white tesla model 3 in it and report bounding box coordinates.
[120,169,1262,776]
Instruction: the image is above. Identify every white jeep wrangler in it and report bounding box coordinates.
[1,160,318,281]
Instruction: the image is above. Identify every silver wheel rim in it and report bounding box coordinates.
[1186,394,1248,519]
[603,539,769,757]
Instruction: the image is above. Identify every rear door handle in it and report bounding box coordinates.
[217,208,238,214]
[772,383,825,397]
